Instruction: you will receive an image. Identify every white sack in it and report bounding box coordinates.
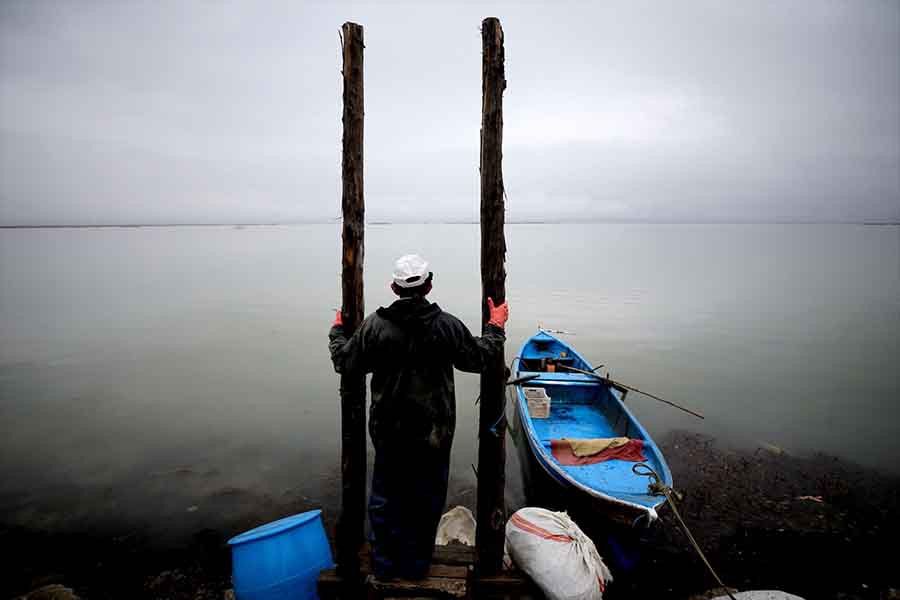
[435,506,476,546]
[506,507,612,600]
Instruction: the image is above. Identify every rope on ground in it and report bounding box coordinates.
[633,463,738,600]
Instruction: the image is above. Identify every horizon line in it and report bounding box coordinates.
[2,219,899,229]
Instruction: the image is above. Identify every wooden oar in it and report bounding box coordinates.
[557,364,705,420]
[506,374,540,386]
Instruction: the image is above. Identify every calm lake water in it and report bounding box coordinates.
[1,224,898,542]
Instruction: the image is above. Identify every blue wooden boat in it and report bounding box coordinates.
[512,330,673,526]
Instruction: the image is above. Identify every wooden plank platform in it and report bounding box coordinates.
[317,544,543,599]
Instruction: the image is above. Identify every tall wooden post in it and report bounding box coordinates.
[475,16,507,575]
[337,20,366,578]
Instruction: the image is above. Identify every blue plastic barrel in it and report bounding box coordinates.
[228,509,334,600]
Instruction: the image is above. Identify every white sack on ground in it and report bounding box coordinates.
[505,507,612,600]
[435,506,476,546]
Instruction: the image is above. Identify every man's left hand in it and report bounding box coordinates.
[487,297,509,328]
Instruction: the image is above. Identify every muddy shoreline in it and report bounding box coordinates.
[5,431,899,599]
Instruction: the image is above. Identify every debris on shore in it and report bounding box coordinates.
[4,431,898,599]
[608,431,900,599]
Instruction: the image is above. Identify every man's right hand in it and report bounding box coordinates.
[487,297,509,328]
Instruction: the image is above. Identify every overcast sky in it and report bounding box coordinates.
[1,1,898,225]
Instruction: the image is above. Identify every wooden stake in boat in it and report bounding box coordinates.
[475,16,507,575]
[337,20,366,578]
[556,364,706,420]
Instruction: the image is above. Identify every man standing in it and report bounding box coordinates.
[329,254,508,579]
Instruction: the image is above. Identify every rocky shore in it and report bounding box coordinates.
[5,431,899,599]
[598,432,899,599]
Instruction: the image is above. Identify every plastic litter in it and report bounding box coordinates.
[435,505,476,546]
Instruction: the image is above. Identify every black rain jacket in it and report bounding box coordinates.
[328,297,505,452]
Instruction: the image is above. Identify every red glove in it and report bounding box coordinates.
[333,310,343,327]
[487,297,509,328]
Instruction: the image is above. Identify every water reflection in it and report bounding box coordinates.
[0,224,897,544]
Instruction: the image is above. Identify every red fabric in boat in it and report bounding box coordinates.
[550,438,647,465]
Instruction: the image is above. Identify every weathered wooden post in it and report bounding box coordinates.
[475,16,507,575]
[337,20,365,578]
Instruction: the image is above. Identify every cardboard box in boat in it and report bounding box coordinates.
[523,387,551,419]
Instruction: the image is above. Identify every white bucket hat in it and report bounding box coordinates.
[392,254,431,288]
